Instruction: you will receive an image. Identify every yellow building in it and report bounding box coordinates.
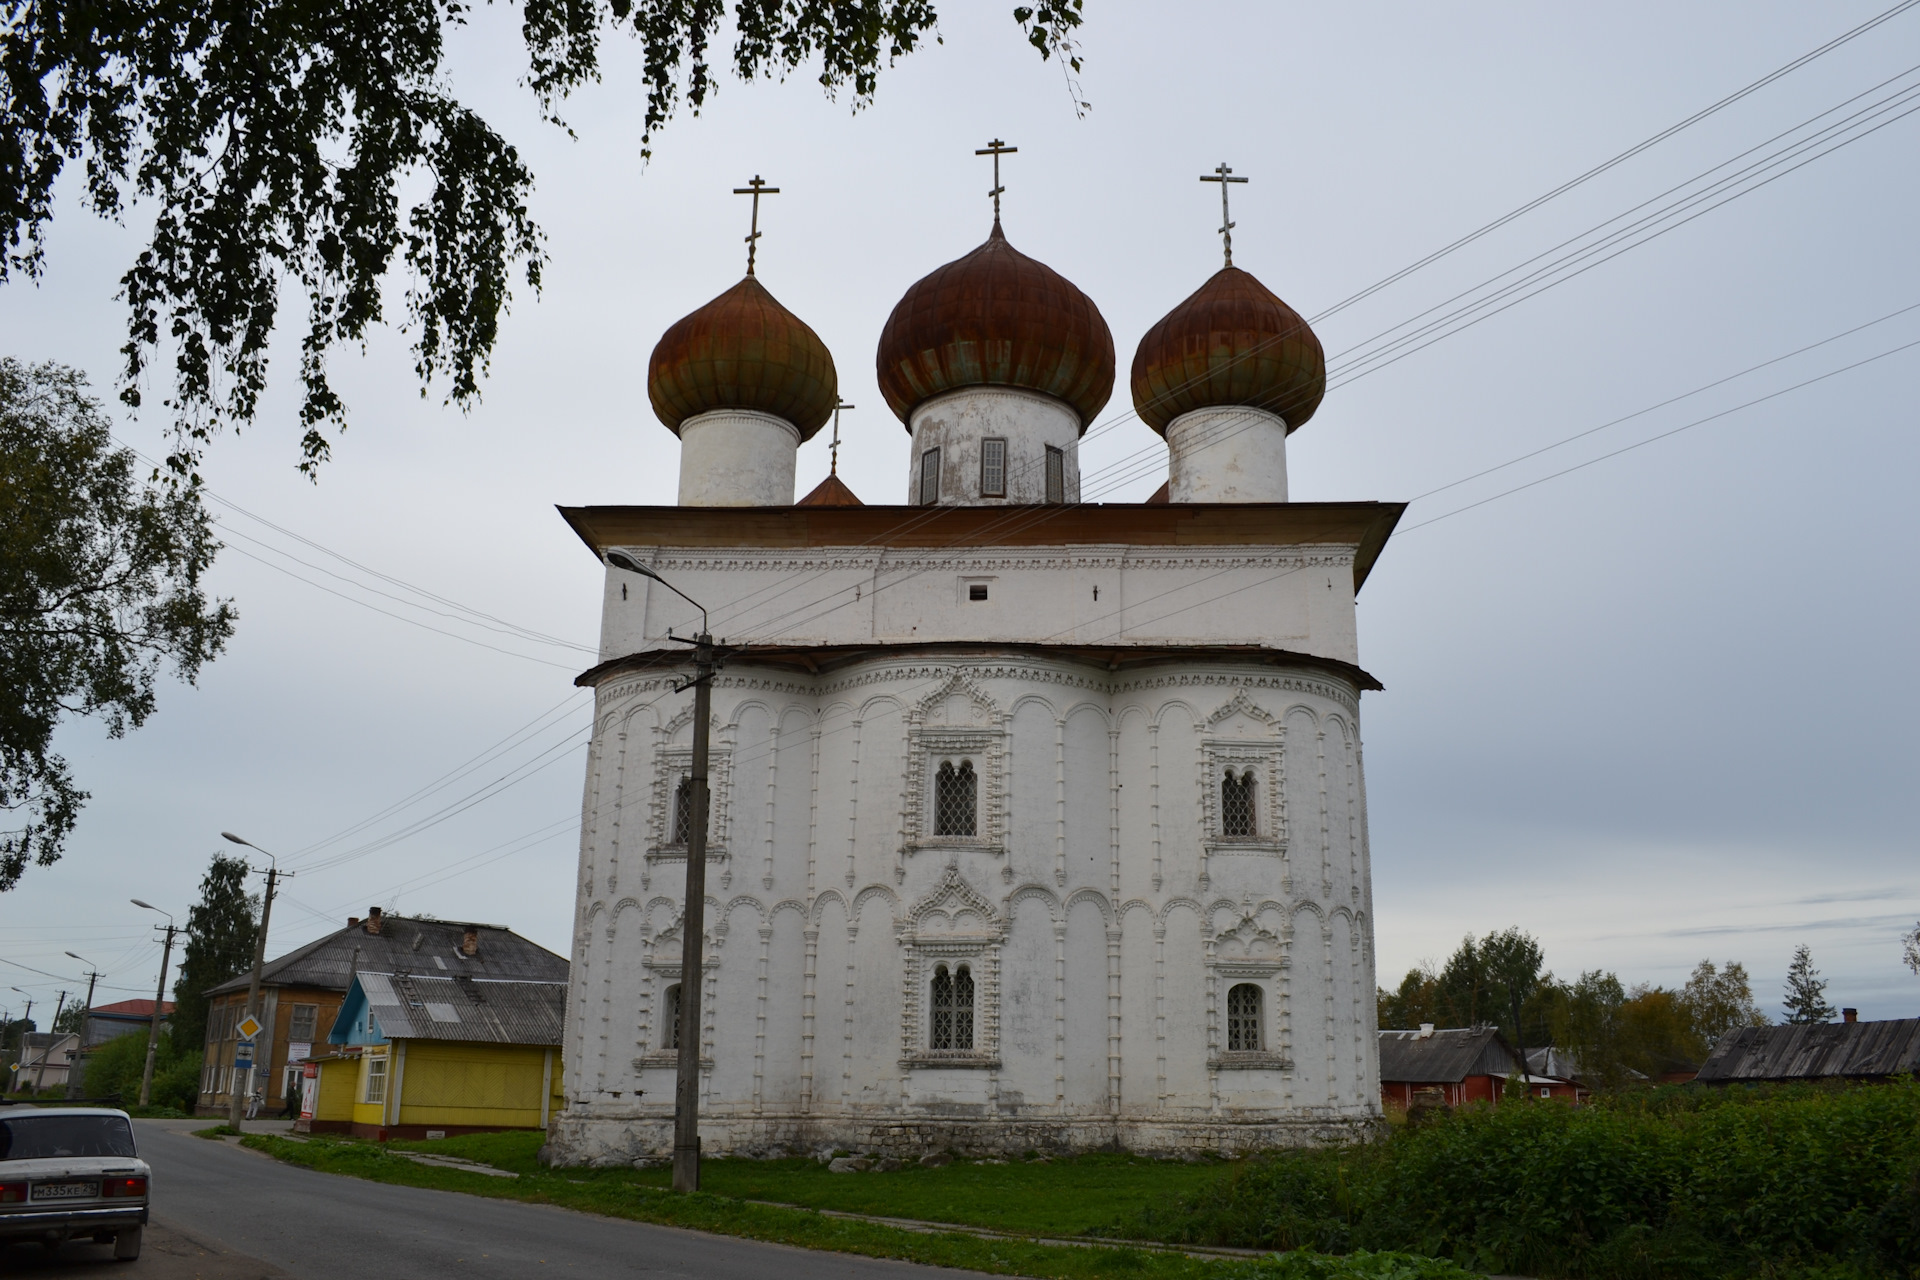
[315,971,566,1139]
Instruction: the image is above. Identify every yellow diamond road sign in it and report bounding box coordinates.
[235,1015,262,1041]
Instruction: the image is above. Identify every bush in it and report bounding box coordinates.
[1113,1080,1920,1279]
[83,1026,201,1113]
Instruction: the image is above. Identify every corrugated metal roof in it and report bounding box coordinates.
[207,916,566,996]
[1695,1019,1920,1083]
[1378,1027,1523,1084]
[357,972,566,1046]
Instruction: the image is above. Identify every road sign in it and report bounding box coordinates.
[233,1049,254,1071]
[235,1015,262,1040]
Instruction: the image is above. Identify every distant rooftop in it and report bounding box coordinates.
[1378,1026,1523,1084]
[1695,1018,1920,1083]
[338,972,566,1047]
[206,911,567,997]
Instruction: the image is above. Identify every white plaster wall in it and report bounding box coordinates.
[677,409,801,507]
[598,545,1360,666]
[552,653,1380,1162]
[905,387,1082,505]
[1167,406,1289,504]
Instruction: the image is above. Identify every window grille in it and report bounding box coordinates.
[980,438,1007,497]
[1045,446,1065,503]
[933,760,977,836]
[364,1053,388,1105]
[662,984,681,1051]
[1222,769,1256,838]
[930,963,975,1050]
[920,448,942,505]
[672,776,706,845]
[1227,983,1263,1051]
[288,1004,317,1042]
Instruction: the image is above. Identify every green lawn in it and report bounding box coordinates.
[388,1131,1231,1237]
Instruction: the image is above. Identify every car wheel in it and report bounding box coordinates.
[113,1226,142,1261]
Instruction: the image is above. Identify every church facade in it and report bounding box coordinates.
[550,184,1401,1162]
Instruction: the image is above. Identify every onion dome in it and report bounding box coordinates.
[648,276,839,440]
[876,224,1115,430]
[1130,266,1325,435]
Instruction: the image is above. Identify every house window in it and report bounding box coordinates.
[1227,983,1263,1052]
[288,1004,317,1042]
[933,760,977,837]
[930,963,975,1050]
[920,448,942,505]
[364,1053,388,1105]
[1221,769,1256,838]
[662,984,681,1051]
[1044,446,1065,503]
[980,438,1007,497]
[671,776,707,845]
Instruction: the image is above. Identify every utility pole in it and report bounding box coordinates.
[224,853,280,1131]
[63,953,100,1099]
[6,996,31,1094]
[135,911,180,1108]
[32,991,67,1093]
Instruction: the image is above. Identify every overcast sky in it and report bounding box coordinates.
[4,1,1916,1027]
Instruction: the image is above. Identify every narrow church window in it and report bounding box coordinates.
[662,984,681,1051]
[934,760,977,836]
[1227,983,1263,1051]
[931,963,975,1050]
[980,438,1007,497]
[920,448,942,505]
[1045,445,1065,503]
[1222,769,1256,838]
[671,776,708,845]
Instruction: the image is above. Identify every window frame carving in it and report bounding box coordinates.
[1200,739,1285,856]
[899,867,1002,1069]
[648,743,732,864]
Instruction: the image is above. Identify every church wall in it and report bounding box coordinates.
[549,652,1380,1164]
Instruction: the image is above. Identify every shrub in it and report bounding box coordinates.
[83,1026,201,1113]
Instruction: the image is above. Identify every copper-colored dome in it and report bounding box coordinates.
[1130,266,1325,435]
[876,224,1115,430]
[648,276,838,440]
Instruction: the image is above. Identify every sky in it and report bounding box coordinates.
[3,1,1917,1028]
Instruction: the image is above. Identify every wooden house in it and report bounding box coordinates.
[1379,1025,1531,1109]
[1695,1012,1920,1084]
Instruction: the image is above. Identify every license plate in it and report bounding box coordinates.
[31,1181,100,1201]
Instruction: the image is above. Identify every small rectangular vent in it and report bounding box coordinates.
[968,584,988,601]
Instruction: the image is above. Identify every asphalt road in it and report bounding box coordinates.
[0,1119,987,1279]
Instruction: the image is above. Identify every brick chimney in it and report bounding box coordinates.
[1843,1007,1858,1023]
[461,927,479,957]
[365,907,383,936]
[348,917,360,930]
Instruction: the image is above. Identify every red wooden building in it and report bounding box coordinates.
[1379,1025,1538,1109]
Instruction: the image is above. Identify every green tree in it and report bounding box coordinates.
[1377,964,1441,1030]
[1550,970,1631,1091]
[1782,944,1836,1025]
[1435,935,1493,1028]
[52,1001,86,1034]
[1681,959,1768,1046]
[171,854,259,1048]
[1902,922,1919,978]
[1617,985,1704,1078]
[1480,928,1545,1087]
[0,361,235,889]
[1,1,1087,477]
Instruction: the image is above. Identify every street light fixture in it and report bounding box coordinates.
[132,900,180,1108]
[216,832,286,1130]
[604,553,717,1194]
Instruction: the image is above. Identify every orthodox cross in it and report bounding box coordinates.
[732,175,780,275]
[1199,162,1248,267]
[975,139,1018,224]
[829,400,854,475]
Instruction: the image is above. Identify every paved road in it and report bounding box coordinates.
[2,1120,986,1279]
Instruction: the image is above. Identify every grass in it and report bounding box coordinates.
[193,1124,240,1138]
[238,1131,1250,1280]
[386,1131,1230,1237]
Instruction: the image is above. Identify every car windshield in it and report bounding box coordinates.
[0,1115,137,1160]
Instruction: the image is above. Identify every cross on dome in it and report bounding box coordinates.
[732,175,780,275]
[974,139,1018,225]
[1199,162,1248,267]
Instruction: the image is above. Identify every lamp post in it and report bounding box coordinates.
[63,953,101,1098]
[6,990,30,1094]
[132,900,180,1108]
[606,550,716,1194]
[219,833,286,1130]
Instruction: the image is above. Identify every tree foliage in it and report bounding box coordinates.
[1903,922,1919,979]
[0,360,235,890]
[1,0,1087,476]
[1679,959,1767,1046]
[1783,943,1837,1025]
[171,853,259,1049]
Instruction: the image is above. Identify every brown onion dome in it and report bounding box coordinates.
[1129,266,1325,435]
[876,223,1115,430]
[648,275,838,440]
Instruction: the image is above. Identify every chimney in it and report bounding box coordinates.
[461,927,479,958]
[365,907,383,935]
[1843,1008,1858,1023]
[1418,1023,1435,1039]
[348,917,360,930]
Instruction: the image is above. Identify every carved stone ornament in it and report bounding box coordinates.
[898,866,1002,1068]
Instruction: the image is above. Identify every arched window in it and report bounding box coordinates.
[930,963,975,1050]
[934,760,977,837]
[1227,982,1263,1052]
[662,983,681,1051]
[1221,769,1256,838]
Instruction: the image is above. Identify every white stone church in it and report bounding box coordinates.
[549,189,1402,1162]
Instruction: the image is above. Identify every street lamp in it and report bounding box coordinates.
[217,833,286,1130]
[605,552,716,1194]
[132,900,181,1108]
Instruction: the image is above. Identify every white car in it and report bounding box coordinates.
[0,1106,149,1260]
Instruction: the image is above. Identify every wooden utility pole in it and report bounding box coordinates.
[671,629,717,1193]
[227,864,278,1130]
[139,924,179,1107]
